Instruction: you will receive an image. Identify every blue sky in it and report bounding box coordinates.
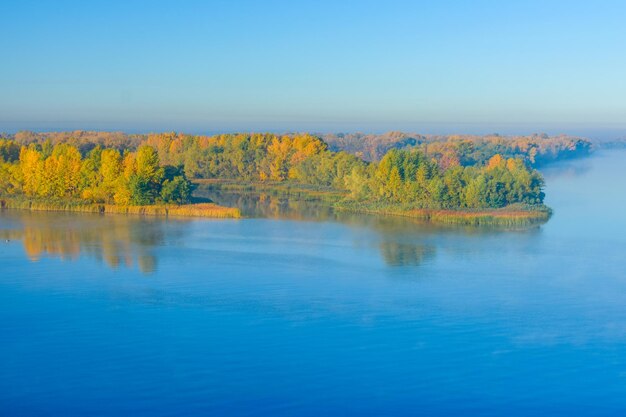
[2,0,626,135]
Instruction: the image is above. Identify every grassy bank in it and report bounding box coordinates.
[334,202,552,226]
[0,196,241,219]
[1,186,550,226]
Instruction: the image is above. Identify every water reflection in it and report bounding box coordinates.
[198,187,543,233]
[0,191,544,273]
[379,240,436,266]
[197,187,337,221]
[197,190,548,270]
[0,211,172,273]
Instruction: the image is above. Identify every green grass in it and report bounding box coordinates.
[334,201,552,226]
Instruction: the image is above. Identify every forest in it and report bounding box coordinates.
[0,141,192,206]
[321,131,593,166]
[0,132,546,213]
[5,130,593,166]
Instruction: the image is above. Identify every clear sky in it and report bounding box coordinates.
[2,0,626,136]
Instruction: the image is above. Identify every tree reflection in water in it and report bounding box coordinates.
[0,211,170,273]
[0,192,541,273]
[378,241,436,267]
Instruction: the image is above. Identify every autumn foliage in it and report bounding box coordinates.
[0,141,193,207]
[0,131,548,213]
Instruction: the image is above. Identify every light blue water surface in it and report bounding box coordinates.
[1,151,626,416]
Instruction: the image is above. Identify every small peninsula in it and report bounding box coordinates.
[0,131,589,225]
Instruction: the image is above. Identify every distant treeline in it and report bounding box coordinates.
[9,130,144,154]
[321,131,593,166]
[0,131,547,211]
[5,130,593,167]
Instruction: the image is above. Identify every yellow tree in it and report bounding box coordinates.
[387,166,403,201]
[99,149,123,203]
[114,152,136,205]
[267,136,292,181]
[135,145,162,184]
[19,146,44,196]
[486,154,505,171]
[47,144,82,197]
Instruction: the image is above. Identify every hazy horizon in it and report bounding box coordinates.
[2,123,625,142]
[3,1,626,139]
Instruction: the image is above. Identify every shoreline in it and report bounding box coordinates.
[0,197,241,219]
[195,181,551,226]
[334,205,552,226]
[1,189,551,227]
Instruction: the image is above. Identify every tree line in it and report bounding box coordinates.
[0,142,191,205]
[140,132,544,209]
[0,132,545,210]
[322,131,592,166]
[6,130,592,166]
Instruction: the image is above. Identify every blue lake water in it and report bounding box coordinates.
[1,150,626,416]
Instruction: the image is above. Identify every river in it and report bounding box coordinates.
[1,150,626,416]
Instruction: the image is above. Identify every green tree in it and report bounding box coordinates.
[161,176,191,204]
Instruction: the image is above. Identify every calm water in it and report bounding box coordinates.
[2,151,626,416]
